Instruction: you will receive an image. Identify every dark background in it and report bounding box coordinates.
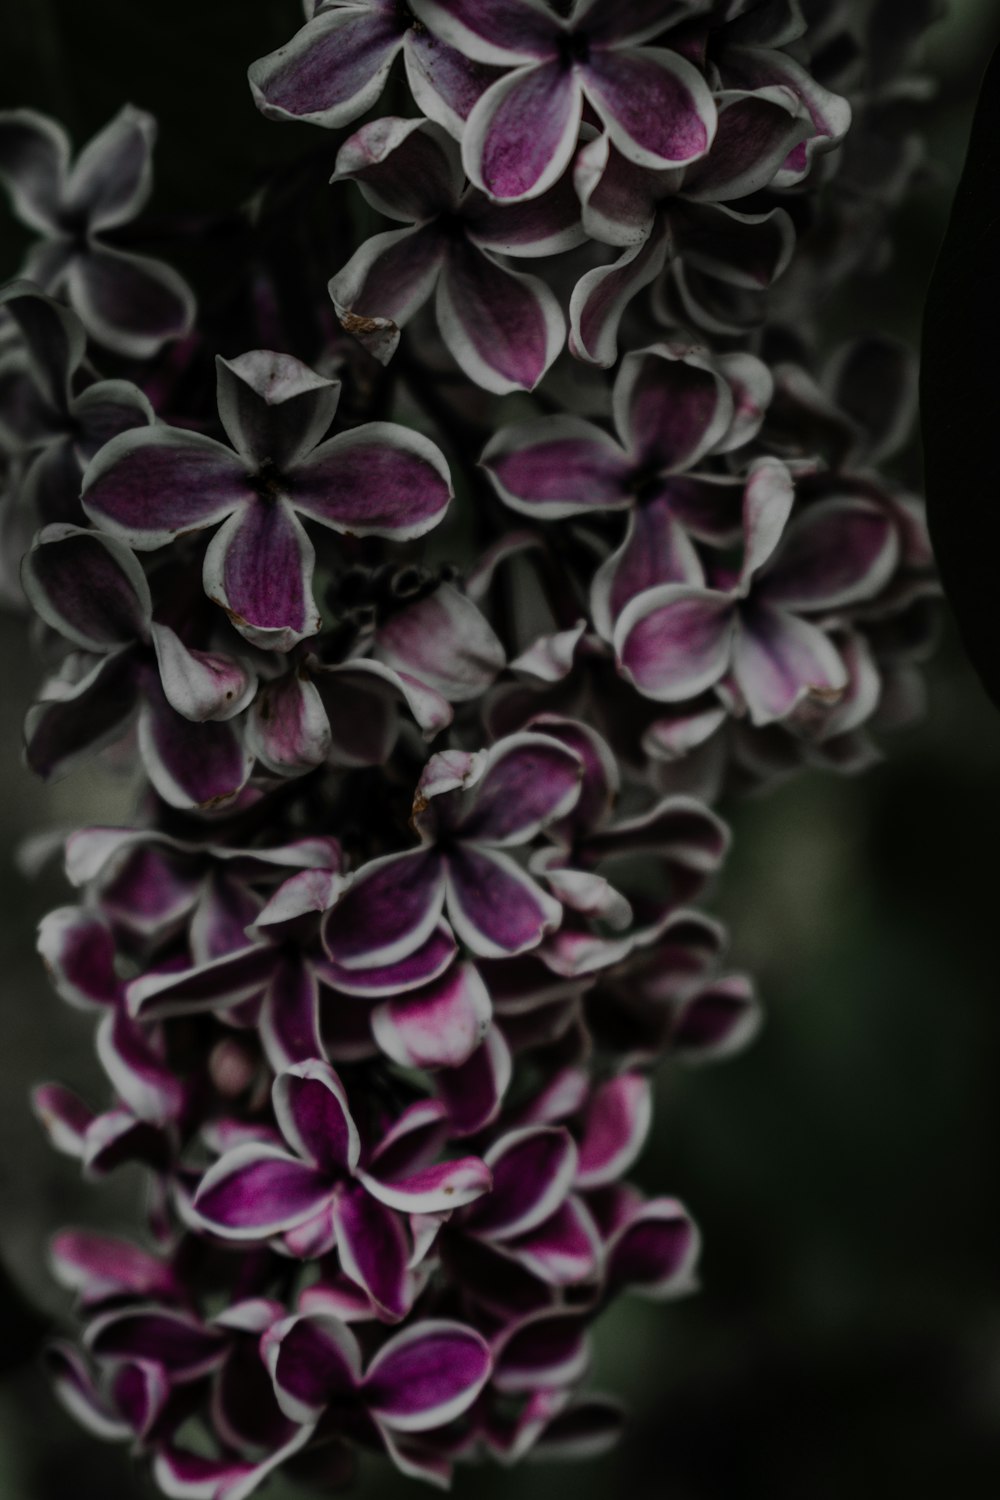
[2,3,1000,1496]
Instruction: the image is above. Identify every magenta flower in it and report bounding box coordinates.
[0,280,153,525]
[412,0,718,202]
[82,349,453,651]
[615,468,901,723]
[193,1059,491,1318]
[262,1311,492,1456]
[329,116,583,391]
[249,0,500,138]
[323,732,583,967]
[0,106,195,357]
[22,524,255,807]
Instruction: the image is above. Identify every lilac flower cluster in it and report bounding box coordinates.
[0,0,939,1494]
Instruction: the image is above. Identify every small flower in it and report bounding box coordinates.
[412,0,719,202]
[249,0,500,138]
[193,1058,491,1317]
[322,732,583,966]
[81,350,453,651]
[330,116,583,391]
[0,107,195,357]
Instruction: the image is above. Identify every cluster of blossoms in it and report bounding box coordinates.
[0,0,939,1494]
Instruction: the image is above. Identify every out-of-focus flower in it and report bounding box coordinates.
[0,107,195,357]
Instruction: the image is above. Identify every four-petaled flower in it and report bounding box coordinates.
[81,349,453,651]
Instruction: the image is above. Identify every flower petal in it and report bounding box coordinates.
[63,104,155,232]
[273,1059,360,1175]
[0,277,84,408]
[614,342,734,471]
[24,650,137,781]
[82,425,247,550]
[37,906,119,1011]
[153,1426,316,1500]
[591,494,705,641]
[0,108,68,232]
[291,423,452,540]
[215,351,339,470]
[317,923,457,998]
[446,846,564,959]
[260,956,324,1072]
[194,1144,334,1239]
[363,1320,493,1433]
[127,945,272,1022]
[437,1024,512,1135]
[404,28,503,139]
[606,1197,700,1298]
[248,7,405,128]
[482,415,631,520]
[360,1155,492,1214]
[436,241,565,393]
[409,0,559,66]
[491,1309,589,1394]
[137,683,253,812]
[506,1196,602,1285]
[459,731,583,845]
[23,523,151,649]
[203,496,320,653]
[323,849,446,971]
[733,602,848,725]
[467,1126,577,1240]
[375,581,505,702]
[264,1311,361,1425]
[582,47,716,171]
[67,244,196,359]
[332,1184,410,1319]
[248,670,332,776]
[672,972,761,1061]
[762,497,900,610]
[329,223,445,340]
[331,115,461,222]
[463,62,582,203]
[683,86,811,202]
[615,584,736,701]
[575,1074,652,1189]
[86,1305,224,1381]
[371,961,492,1070]
[569,218,670,367]
[150,623,256,723]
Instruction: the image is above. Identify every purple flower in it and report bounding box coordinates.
[0,280,153,525]
[329,116,583,392]
[81,349,453,651]
[323,732,583,966]
[249,0,500,138]
[412,0,718,202]
[615,463,901,723]
[22,523,255,807]
[193,1058,491,1316]
[262,1311,492,1464]
[0,107,195,357]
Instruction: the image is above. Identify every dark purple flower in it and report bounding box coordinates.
[249,0,500,138]
[323,732,583,966]
[193,1057,491,1315]
[330,116,583,391]
[81,349,453,651]
[22,523,255,807]
[411,0,718,202]
[615,465,901,723]
[0,280,153,525]
[0,107,195,357]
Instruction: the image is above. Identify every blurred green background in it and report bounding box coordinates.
[2,2,1000,1496]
